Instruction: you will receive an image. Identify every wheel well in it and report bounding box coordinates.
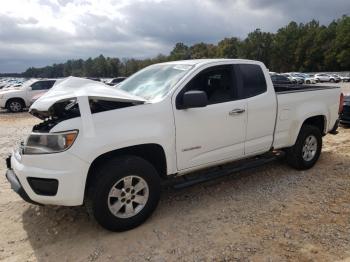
[85,144,167,193]
[6,98,26,108]
[302,115,326,135]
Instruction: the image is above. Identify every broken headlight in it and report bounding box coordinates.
[23,130,78,154]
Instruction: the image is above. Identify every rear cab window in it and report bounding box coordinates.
[237,64,267,99]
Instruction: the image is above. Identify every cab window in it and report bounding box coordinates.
[237,64,267,98]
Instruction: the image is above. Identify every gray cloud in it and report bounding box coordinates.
[0,0,349,73]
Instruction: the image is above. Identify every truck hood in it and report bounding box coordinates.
[30,76,146,114]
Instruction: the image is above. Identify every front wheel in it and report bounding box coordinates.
[7,99,24,113]
[88,156,161,231]
[285,125,322,170]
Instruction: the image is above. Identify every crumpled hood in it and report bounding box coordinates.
[30,76,146,112]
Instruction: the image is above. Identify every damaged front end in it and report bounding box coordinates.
[20,77,146,154]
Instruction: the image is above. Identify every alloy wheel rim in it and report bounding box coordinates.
[107,175,149,218]
[10,102,21,112]
[302,135,317,161]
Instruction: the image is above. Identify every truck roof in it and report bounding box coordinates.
[160,59,262,67]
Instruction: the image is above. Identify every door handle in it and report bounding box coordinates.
[229,108,245,116]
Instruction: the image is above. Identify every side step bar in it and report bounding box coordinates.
[162,151,284,189]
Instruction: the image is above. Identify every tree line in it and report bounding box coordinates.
[21,15,350,78]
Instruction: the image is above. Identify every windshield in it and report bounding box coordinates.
[118,64,193,101]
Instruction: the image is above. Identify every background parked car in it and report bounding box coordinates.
[340,94,350,125]
[0,78,25,89]
[86,77,101,82]
[106,77,127,86]
[0,79,56,112]
[314,73,340,83]
[270,73,293,85]
[293,73,317,84]
[333,74,350,82]
[282,73,304,84]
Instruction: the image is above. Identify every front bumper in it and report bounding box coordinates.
[5,149,90,206]
[5,166,40,205]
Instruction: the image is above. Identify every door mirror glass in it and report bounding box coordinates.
[182,90,208,109]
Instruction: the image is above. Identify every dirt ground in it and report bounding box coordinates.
[1,84,350,261]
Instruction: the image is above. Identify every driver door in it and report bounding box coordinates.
[173,65,247,171]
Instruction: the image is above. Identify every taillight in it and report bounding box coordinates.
[339,92,344,114]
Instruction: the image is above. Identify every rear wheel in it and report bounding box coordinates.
[330,78,335,83]
[87,156,161,231]
[7,99,24,113]
[285,125,322,170]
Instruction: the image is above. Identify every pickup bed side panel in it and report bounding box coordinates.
[273,88,340,149]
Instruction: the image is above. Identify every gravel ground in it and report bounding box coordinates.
[0,83,350,261]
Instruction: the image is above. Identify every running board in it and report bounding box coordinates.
[163,151,284,189]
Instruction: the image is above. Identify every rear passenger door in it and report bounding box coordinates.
[237,64,276,155]
[173,65,247,171]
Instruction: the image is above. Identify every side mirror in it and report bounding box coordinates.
[182,90,208,109]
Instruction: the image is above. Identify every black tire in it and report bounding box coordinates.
[330,79,335,83]
[87,156,161,231]
[6,99,24,113]
[285,125,322,170]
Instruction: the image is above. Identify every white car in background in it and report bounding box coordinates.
[0,79,56,112]
[333,74,350,82]
[282,73,304,84]
[292,73,316,84]
[314,73,341,83]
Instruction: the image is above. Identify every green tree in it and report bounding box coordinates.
[170,43,190,60]
[190,43,217,59]
[217,37,240,58]
[271,22,301,72]
[334,16,350,69]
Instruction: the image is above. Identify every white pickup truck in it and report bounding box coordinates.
[5,59,341,231]
[0,79,56,112]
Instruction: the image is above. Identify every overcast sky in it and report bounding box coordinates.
[1,0,349,73]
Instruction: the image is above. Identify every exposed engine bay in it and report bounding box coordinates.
[28,77,146,133]
[31,98,138,132]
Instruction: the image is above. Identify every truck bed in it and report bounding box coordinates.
[274,84,339,94]
[272,84,341,151]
